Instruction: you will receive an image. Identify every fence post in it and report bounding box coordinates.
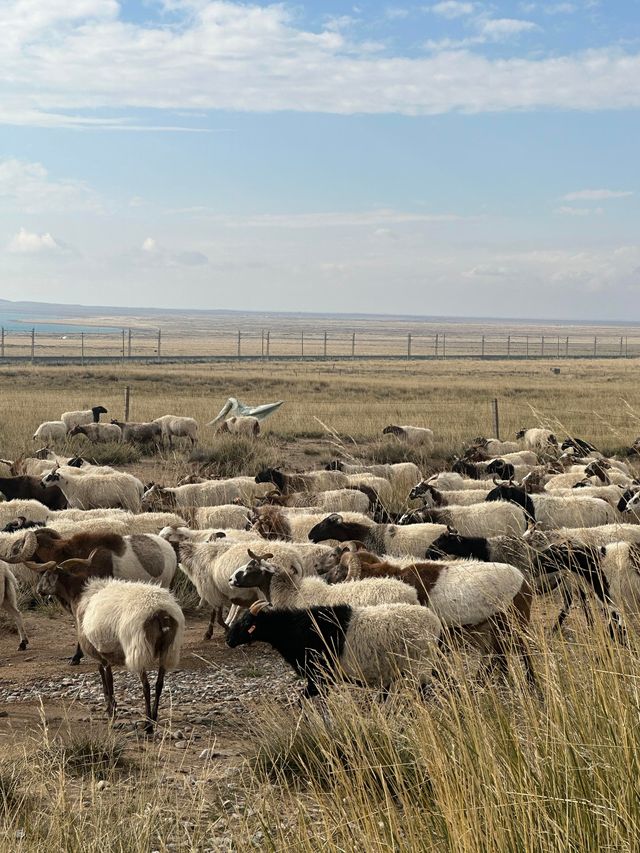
[541,335,544,358]
[481,335,485,358]
[593,336,597,357]
[435,333,439,358]
[128,328,132,358]
[301,331,304,358]
[442,333,446,359]
[507,335,510,358]
[266,331,270,360]
[124,385,131,421]
[31,328,35,363]
[81,333,85,366]
[1,327,4,359]
[407,333,411,360]
[557,335,560,358]
[565,336,569,357]
[261,329,264,359]
[491,398,500,439]
[237,330,241,359]
[122,329,126,364]
[323,331,327,358]
[526,335,529,358]
[156,329,161,363]
[626,336,629,358]
[351,332,356,359]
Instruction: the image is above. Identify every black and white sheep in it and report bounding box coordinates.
[60,406,108,431]
[227,600,442,698]
[41,469,144,512]
[308,513,447,557]
[399,501,528,538]
[382,424,434,448]
[69,423,123,444]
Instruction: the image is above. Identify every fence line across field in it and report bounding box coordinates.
[0,326,639,363]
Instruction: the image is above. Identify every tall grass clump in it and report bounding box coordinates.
[241,622,640,852]
[189,435,280,477]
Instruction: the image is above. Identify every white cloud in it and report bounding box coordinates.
[135,237,208,266]
[544,3,577,13]
[385,7,410,20]
[478,18,539,39]
[7,227,62,254]
[0,1,638,124]
[562,189,634,200]
[0,158,100,213]
[142,237,157,252]
[555,206,604,215]
[430,2,474,18]
[464,264,511,276]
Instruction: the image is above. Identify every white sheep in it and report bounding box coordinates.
[142,477,269,512]
[427,472,480,491]
[344,473,394,507]
[530,494,617,530]
[153,415,198,448]
[218,416,260,437]
[382,424,434,448]
[308,514,448,558]
[548,485,626,510]
[69,423,122,443]
[192,505,252,530]
[0,561,29,650]
[401,501,527,538]
[227,600,442,697]
[0,499,50,530]
[60,406,109,430]
[41,469,144,512]
[516,428,558,453]
[32,421,68,443]
[473,437,521,456]
[35,571,184,733]
[251,507,373,543]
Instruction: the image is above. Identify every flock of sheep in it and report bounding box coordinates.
[2,416,640,733]
[31,405,262,450]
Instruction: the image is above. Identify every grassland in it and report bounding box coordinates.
[1,357,640,852]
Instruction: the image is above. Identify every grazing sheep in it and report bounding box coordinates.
[33,421,68,443]
[35,567,184,733]
[255,468,349,495]
[327,461,423,499]
[531,494,617,529]
[426,472,481,491]
[410,482,490,507]
[0,499,51,529]
[0,561,29,650]
[110,420,162,447]
[60,406,108,431]
[41,469,143,513]
[308,513,447,558]
[251,507,372,543]
[524,524,640,551]
[400,501,528,538]
[218,416,261,437]
[332,545,536,685]
[152,415,198,448]
[227,600,442,698]
[45,518,131,539]
[382,424,434,448]
[516,428,558,453]
[69,423,123,444]
[470,437,521,456]
[142,478,268,512]
[553,484,627,510]
[257,487,373,515]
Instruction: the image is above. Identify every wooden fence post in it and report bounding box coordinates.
[81,333,84,366]
[593,336,597,357]
[541,335,544,357]
[507,335,510,357]
[1,327,4,359]
[351,332,356,358]
[324,331,327,358]
[301,331,304,357]
[157,329,161,363]
[442,332,446,359]
[266,331,270,359]
[565,336,569,357]
[237,330,241,359]
[492,398,500,439]
[31,328,35,363]
[481,335,485,358]
[435,333,439,358]
[124,386,131,421]
[526,335,529,358]
[128,328,132,358]
[407,333,412,360]
[261,329,264,358]
[122,329,126,364]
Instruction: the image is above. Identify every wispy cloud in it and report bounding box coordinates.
[0,158,101,213]
[554,205,604,215]
[7,228,63,254]
[562,189,634,200]
[478,18,539,39]
[430,1,475,18]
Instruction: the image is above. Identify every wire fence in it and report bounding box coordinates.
[1,326,640,363]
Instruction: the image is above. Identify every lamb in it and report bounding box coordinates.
[516,428,559,453]
[217,416,260,437]
[308,513,448,558]
[152,415,198,448]
[255,468,349,494]
[68,423,123,444]
[400,502,528,538]
[32,421,68,443]
[0,561,29,650]
[382,424,434,448]
[41,469,144,512]
[141,477,268,512]
[228,549,421,610]
[34,566,184,734]
[192,505,252,530]
[60,406,109,431]
[227,600,442,698]
[329,545,536,685]
[6,527,178,664]
[109,420,162,447]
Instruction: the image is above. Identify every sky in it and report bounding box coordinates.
[0,0,639,320]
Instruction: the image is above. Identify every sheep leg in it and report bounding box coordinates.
[3,602,28,651]
[151,666,166,724]
[99,664,117,721]
[140,671,153,734]
[204,607,220,640]
[69,643,84,666]
[551,581,574,634]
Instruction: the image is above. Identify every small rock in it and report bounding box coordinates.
[175,740,188,749]
[96,780,110,792]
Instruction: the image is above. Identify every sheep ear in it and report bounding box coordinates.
[326,513,343,522]
[446,525,458,535]
[209,531,226,541]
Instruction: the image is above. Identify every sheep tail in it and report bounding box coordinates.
[128,610,181,672]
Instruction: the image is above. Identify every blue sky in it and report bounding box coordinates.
[0,0,638,319]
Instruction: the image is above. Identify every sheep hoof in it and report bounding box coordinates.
[69,656,82,666]
[203,630,213,641]
[18,640,28,651]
